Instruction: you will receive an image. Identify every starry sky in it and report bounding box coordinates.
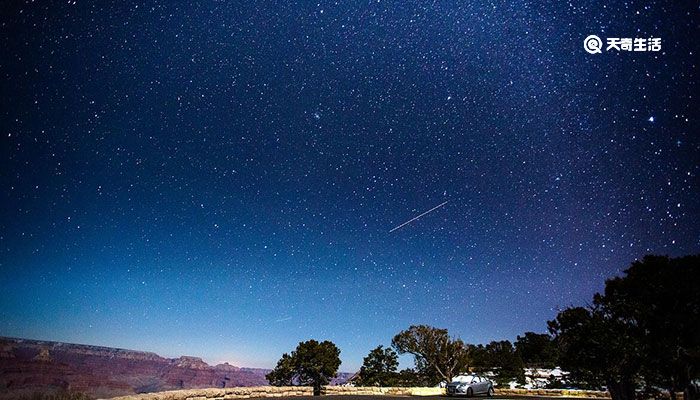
[1,1,698,371]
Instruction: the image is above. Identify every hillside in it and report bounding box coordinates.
[0,337,270,399]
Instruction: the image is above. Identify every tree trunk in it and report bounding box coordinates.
[607,379,636,400]
[684,381,699,400]
[434,364,448,384]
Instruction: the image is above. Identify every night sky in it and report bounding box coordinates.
[1,1,698,371]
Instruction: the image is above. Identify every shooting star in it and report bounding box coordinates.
[389,200,449,233]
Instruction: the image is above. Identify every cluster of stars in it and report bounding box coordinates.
[1,0,698,370]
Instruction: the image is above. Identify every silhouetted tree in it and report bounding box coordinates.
[598,255,700,400]
[266,353,295,385]
[266,340,341,395]
[515,332,558,368]
[548,306,642,400]
[471,340,525,385]
[392,325,470,385]
[392,368,432,387]
[357,345,399,386]
[549,255,700,400]
[467,343,487,370]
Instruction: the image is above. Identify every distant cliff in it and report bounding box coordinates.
[0,337,270,399]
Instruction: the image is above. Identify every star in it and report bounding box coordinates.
[1,0,697,375]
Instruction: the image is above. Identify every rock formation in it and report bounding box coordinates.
[0,337,269,399]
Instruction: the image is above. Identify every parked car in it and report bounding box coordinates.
[446,374,494,397]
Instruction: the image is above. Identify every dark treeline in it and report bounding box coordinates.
[363,326,551,387]
[267,255,699,400]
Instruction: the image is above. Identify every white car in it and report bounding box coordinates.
[446,374,494,397]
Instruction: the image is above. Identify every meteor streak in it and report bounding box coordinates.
[389,200,448,233]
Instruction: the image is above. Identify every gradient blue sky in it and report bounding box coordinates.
[1,1,698,371]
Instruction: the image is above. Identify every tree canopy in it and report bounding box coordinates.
[391,325,469,384]
[266,339,341,395]
[548,305,642,400]
[357,345,399,386]
[471,340,525,385]
[514,332,558,368]
[600,255,700,400]
[549,255,699,400]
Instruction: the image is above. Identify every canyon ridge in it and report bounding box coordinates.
[0,336,275,399]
